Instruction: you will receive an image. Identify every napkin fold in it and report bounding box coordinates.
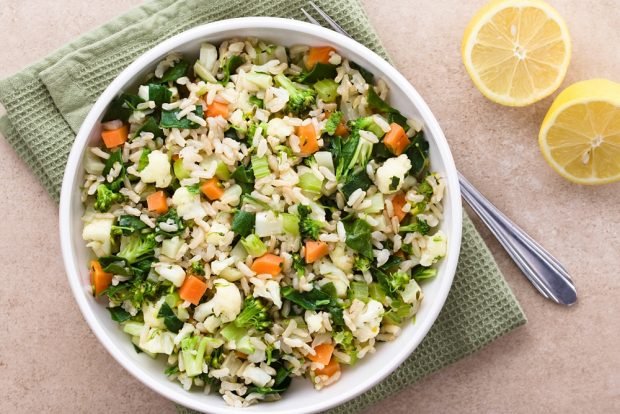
[0,0,526,412]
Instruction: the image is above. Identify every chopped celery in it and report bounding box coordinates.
[220,267,243,282]
[368,282,387,303]
[299,172,323,195]
[215,161,231,180]
[181,335,209,377]
[177,306,189,321]
[165,292,181,308]
[123,321,145,336]
[194,61,218,83]
[245,72,273,90]
[195,83,208,96]
[314,151,334,173]
[230,241,249,261]
[255,211,283,237]
[220,323,246,342]
[281,213,300,236]
[241,234,267,257]
[131,336,156,358]
[313,79,339,102]
[237,336,255,354]
[363,192,385,214]
[173,158,190,180]
[251,155,270,179]
[349,281,369,302]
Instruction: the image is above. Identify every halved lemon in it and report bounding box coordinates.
[462,0,572,106]
[539,79,620,185]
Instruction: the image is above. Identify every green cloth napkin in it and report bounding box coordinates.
[0,0,526,412]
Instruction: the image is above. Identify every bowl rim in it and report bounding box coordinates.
[59,16,462,414]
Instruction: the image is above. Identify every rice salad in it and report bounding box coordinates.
[81,38,447,407]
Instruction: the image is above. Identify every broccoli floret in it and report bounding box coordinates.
[94,184,124,212]
[274,73,316,115]
[387,271,411,292]
[399,218,431,235]
[190,261,205,276]
[181,335,209,377]
[352,116,385,138]
[417,180,433,198]
[324,111,343,136]
[103,276,161,308]
[292,253,306,276]
[234,297,271,331]
[118,233,157,264]
[354,256,371,272]
[297,205,322,241]
[333,329,358,364]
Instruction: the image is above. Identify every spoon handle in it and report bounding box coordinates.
[458,172,577,305]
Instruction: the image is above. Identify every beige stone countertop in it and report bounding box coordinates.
[1,0,618,412]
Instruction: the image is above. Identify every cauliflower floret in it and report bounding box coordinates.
[82,216,114,256]
[154,262,186,287]
[264,87,290,114]
[344,299,384,343]
[172,187,206,220]
[329,244,353,273]
[374,155,412,194]
[194,279,242,323]
[251,278,282,309]
[139,150,172,188]
[304,310,324,334]
[267,117,294,139]
[401,278,424,308]
[211,256,235,275]
[242,365,272,387]
[419,231,447,266]
[206,222,229,245]
[317,261,349,297]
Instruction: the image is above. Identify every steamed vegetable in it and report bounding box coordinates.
[274,73,316,115]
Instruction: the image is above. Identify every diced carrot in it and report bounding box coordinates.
[306,46,335,69]
[334,122,349,137]
[146,191,168,214]
[205,101,229,119]
[250,253,284,276]
[314,359,340,377]
[305,241,329,264]
[200,178,224,200]
[90,260,113,296]
[383,122,410,155]
[179,275,208,305]
[308,343,335,365]
[171,154,180,162]
[235,351,248,359]
[101,125,128,149]
[297,123,319,155]
[391,193,407,222]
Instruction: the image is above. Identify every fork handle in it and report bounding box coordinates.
[458,172,577,305]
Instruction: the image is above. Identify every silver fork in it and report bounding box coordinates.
[302,1,577,306]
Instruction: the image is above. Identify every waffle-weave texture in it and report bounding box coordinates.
[0,0,526,412]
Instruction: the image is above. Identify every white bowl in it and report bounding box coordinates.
[59,17,462,414]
